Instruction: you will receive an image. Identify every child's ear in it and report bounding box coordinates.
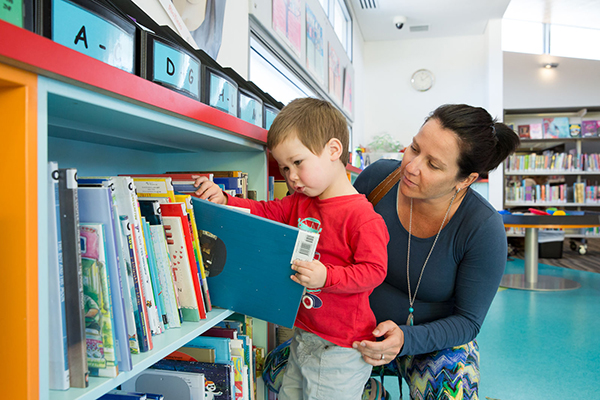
[327,138,343,161]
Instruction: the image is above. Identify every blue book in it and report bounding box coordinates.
[99,390,147,399]
[191,198,319,328]
[143,219,167,330]
[186,335,232,364]
[213,177,243,195]
[78,186,133,371]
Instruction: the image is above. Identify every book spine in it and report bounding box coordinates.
[58,168,89,388]
[144,219,168,330]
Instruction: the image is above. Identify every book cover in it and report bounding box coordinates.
[162,215,202,322]
[119,216,151,352]
[58,168,89,388]
[161,202,208,318]
[48,162,70,390]
[530,123,543,139]
[186,335,232,364]
[543,117,569,138]
[166,347,216,363]
[517,125,530,139]
[149,224,182,328]
[143,218,167,333]
[132,177,176,203]
[80,224,119,378]
[151,359,234,400]
[78,186,133,371]
[191,198,319,328]
[582,120,598,137]
[175,194,212,312]
[139,199,164,226]
[569,123,581,138]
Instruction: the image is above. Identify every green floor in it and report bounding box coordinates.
[380,259,600,399]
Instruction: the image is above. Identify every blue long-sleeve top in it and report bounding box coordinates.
[354,159,507,356]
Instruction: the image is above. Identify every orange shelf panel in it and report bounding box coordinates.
[0,62,38,399]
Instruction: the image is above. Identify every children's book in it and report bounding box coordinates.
[582,120,598,137]
[529,123,543,139]
[186,335,232,364]
[78,186,133,371]
[143,218,166,333]
[166,347,216,363]
[98,390,147,399]
[80,224,119,378]
[175,194,212,312]
[191,198,319,328]
[132,177,176,203]
[517,125,530,139]
[543,117,570,138]
[151,359,233,400]
[48,162,70,390]
[58,168,89,388]
[569,123,581,138]
[162,215,202,322]
[161,202,208,318]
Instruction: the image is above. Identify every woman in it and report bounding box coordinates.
[352,104,520,399]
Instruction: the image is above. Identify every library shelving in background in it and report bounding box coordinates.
[0,19,271,400]
[503,107,600,242]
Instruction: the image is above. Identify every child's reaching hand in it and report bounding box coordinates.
[193,175,228,204]
[290,259,327,289]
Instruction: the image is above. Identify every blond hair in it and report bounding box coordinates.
[267,98,349,165]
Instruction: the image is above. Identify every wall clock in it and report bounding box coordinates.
[411,69,434,92]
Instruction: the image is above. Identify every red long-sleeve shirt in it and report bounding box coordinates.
[227,192,389,347]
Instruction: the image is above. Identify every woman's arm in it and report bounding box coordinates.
[352,321,405,366]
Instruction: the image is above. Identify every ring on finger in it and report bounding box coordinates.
[380,354,385,361]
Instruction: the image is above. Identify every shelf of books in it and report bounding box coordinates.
[0,19,270,400]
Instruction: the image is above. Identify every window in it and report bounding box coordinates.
[550,24,600,61]
[249,36,316,105]
[318,0,352,58]
[502,19,544,55]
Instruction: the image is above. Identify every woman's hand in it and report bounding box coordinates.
[352,320,404,366]
[193,175,227,204]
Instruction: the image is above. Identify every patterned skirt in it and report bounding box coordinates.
[396,340,480,400]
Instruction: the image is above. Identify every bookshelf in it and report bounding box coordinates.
[0,20,268,400]
[503,108,600,241]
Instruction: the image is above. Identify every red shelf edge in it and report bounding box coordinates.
[0,20,267,144]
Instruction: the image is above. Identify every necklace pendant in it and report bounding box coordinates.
[406,313,414,326]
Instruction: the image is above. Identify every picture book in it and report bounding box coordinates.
[58,168,89,388]
[98,390,147,399]
[582,120,598,137]
[149,224,182,328]
[113,176,161,337]
[529,123,543,139]
[80,224,119,378]
[139,199,164,226]
[48,162,70,390]
[78,186,133,371]
[143,218,167,333]
[517,125,530,139]
[151,359,234,400]
[119,216,151,352]
[161,202,208,318]
[191,198,320,328]
[162,215,202,322]
[132,177,176,203]
[186,335,232,364]
[166,347,216,363]
[569,123,582,138]
[121,368,205,400]
[202,326,238,339]
[543,117,570,138]
[175,194,212,312]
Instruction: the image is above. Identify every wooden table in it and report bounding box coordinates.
[502,213,600,291]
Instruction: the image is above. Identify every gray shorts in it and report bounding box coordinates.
[278,328,372,400]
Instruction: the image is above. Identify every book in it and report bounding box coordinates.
[202,326,238,339]
[175,194,212,312]
[122,368,205,400]
[582,120,598,137]
[543,117,570,138]
[166,347,216,363]
[517,124,530,139]
[191,198,319,328]
[186,335,232,364]
[143,218,167,332]
[78,186,133,371]
[161,202,208,318]
[48,162,70,390]
[58,168,89,388]
[132,177,176,203]
[99,390,147,399]
[569,123,581,138]
[151,359,234,400]
[162,215,202,321]
[529,123,543,139]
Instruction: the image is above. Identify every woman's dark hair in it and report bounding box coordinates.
[425,104,520,180]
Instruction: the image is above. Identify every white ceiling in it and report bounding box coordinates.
[350,0,600,42]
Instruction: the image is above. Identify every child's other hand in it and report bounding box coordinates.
[193,175,227,204]
[290,259,327,288]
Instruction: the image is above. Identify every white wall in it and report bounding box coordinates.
[351,19,366,149]
[504,52,600,109]
[362,34,488,149]
[217,1,250,79]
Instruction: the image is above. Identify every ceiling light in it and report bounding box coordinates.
[544,63,559,69]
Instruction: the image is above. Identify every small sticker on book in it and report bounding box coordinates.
[291,231,320,262]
